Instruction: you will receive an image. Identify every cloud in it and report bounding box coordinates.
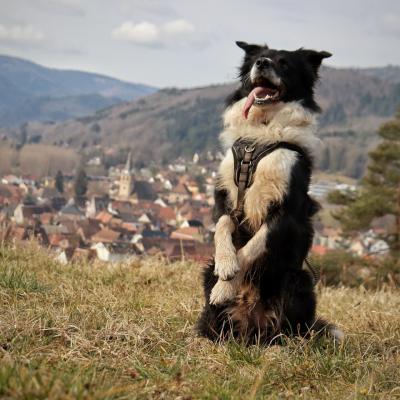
[112,19,196,47]
[0,24,44,43]
[112,21,159,45]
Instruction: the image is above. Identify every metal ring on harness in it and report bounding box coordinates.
[244,145,255,152]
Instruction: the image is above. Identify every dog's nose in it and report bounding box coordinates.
[255,57,272,69]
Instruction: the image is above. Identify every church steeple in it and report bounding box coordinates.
[124,151,132,174]
[119,152,133,199]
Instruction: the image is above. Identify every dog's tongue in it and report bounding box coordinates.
[242,86,274,119]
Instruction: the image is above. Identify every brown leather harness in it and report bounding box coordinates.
[229,138,320,285]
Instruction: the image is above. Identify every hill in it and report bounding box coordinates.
[0,55,157,127]
[2,65,400,177]
[358,65,400,83]
[0,244,399,399]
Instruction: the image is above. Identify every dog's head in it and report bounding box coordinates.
[229,41,332,118]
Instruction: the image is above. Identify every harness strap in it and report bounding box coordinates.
[230,144,255,224]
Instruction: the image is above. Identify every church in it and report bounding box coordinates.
[118,152,133,199]
[118,152,156,201]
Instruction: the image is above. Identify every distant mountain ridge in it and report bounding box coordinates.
[1,61,400,178]
[357,65,400,84]
[0,55,157,127]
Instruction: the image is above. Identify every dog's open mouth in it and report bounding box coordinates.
[242,80,283,119]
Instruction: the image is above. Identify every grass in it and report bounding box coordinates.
[0,242,399,399]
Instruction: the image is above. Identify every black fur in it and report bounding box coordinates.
[197,42,336,345]
[226,42,331,112]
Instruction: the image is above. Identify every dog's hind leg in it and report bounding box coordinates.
[279,269,344,342]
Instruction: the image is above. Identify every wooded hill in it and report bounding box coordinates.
[2,65,400,178]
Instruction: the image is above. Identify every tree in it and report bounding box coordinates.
[55,170,64,193]
[333,110,400,256]
[74,169,88,197]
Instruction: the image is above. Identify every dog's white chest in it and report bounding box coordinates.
[217,148,298,231]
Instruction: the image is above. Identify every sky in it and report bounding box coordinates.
[0,0,399,88]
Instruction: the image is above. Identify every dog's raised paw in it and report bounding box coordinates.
[210,279,237,305]
[214,253,239,281]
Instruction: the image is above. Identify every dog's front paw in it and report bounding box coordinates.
[214,252,239,281]
[209,279,237,305]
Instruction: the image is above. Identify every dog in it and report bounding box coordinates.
[197,41,343,344]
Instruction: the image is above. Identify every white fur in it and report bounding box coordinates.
[210,279,239,305]
[214,215,238,280]
[220,100,319,152]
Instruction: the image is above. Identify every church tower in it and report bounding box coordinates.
[119,152,133,199]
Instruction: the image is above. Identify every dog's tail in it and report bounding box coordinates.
[312,318,344,343]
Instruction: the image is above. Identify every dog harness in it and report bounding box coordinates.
[230,138,306,224]
[229,138,320,285]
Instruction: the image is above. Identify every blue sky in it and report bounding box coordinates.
[0,0,399,87]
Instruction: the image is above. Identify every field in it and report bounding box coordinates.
[0,243,399,399]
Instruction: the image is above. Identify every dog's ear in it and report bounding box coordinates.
[300,49,332,73]
[236,41,264,55]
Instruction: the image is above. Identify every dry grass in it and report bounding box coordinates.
[0,243,399,399]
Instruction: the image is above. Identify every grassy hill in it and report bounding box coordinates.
[1,243,399,399]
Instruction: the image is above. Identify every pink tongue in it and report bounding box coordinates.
[242,87,274,119]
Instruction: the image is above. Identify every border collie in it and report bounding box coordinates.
[197,41,343,344]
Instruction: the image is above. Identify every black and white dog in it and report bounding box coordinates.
[197,41,343,344]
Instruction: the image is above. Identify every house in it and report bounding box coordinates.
[86,195,109,218]
[349,240,368,256]
[55,248,75,265]
[91,242,136,263]
[369,239,389,256]
[168,182,190,204]
[76,219,101,242]
[170,227,203,242]
[138,213,152,224]
[0,184,23,205]
[59,200,85,220]
[91,227,122,243]
[14,204,51,225]
[37,187,62,201]
[157,206,177,226]
[95,210,113,226]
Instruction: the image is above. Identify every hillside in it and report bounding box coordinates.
[358,65,400,83]
[0,244,399,399]
[0,55,156,127]
[3,66,399,178]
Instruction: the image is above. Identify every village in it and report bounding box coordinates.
[0,151,389,264]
